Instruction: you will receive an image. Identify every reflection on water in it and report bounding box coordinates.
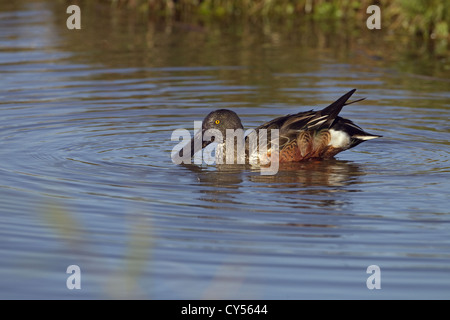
[249,160,362,187]
[0,0,449,299]
[185,160,363,210]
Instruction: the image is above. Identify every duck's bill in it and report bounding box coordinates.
[178,129,213,158]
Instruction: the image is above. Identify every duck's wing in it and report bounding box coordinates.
[252,111,316,148]
[302,89,363,130]
[251,89,362,148]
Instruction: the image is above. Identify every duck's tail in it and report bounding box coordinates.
[319,89,359,128]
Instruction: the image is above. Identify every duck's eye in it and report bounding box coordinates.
[215,120,220,124]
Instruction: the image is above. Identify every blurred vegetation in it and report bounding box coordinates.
[51,0,448,77]
[105,0,450,39]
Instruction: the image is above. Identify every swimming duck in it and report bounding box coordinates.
[180,89,381,164]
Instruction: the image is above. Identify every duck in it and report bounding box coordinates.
[179,89,381,164]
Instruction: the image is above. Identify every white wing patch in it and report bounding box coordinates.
[328,129,350,148]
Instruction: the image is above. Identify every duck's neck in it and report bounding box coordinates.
[215,138,248,164]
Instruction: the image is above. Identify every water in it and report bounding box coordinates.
[0,1,449,299]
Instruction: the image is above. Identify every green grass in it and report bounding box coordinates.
[106,0,449,39]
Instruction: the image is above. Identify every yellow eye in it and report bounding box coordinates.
[215,120,220,124]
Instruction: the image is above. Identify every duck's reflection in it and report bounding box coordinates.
[249,160,362,187]
[181,159,364,208]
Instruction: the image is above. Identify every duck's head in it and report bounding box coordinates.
[180,109,244,158]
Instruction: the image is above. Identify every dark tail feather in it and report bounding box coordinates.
[344,97,366,106]
[320,89,357,127]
